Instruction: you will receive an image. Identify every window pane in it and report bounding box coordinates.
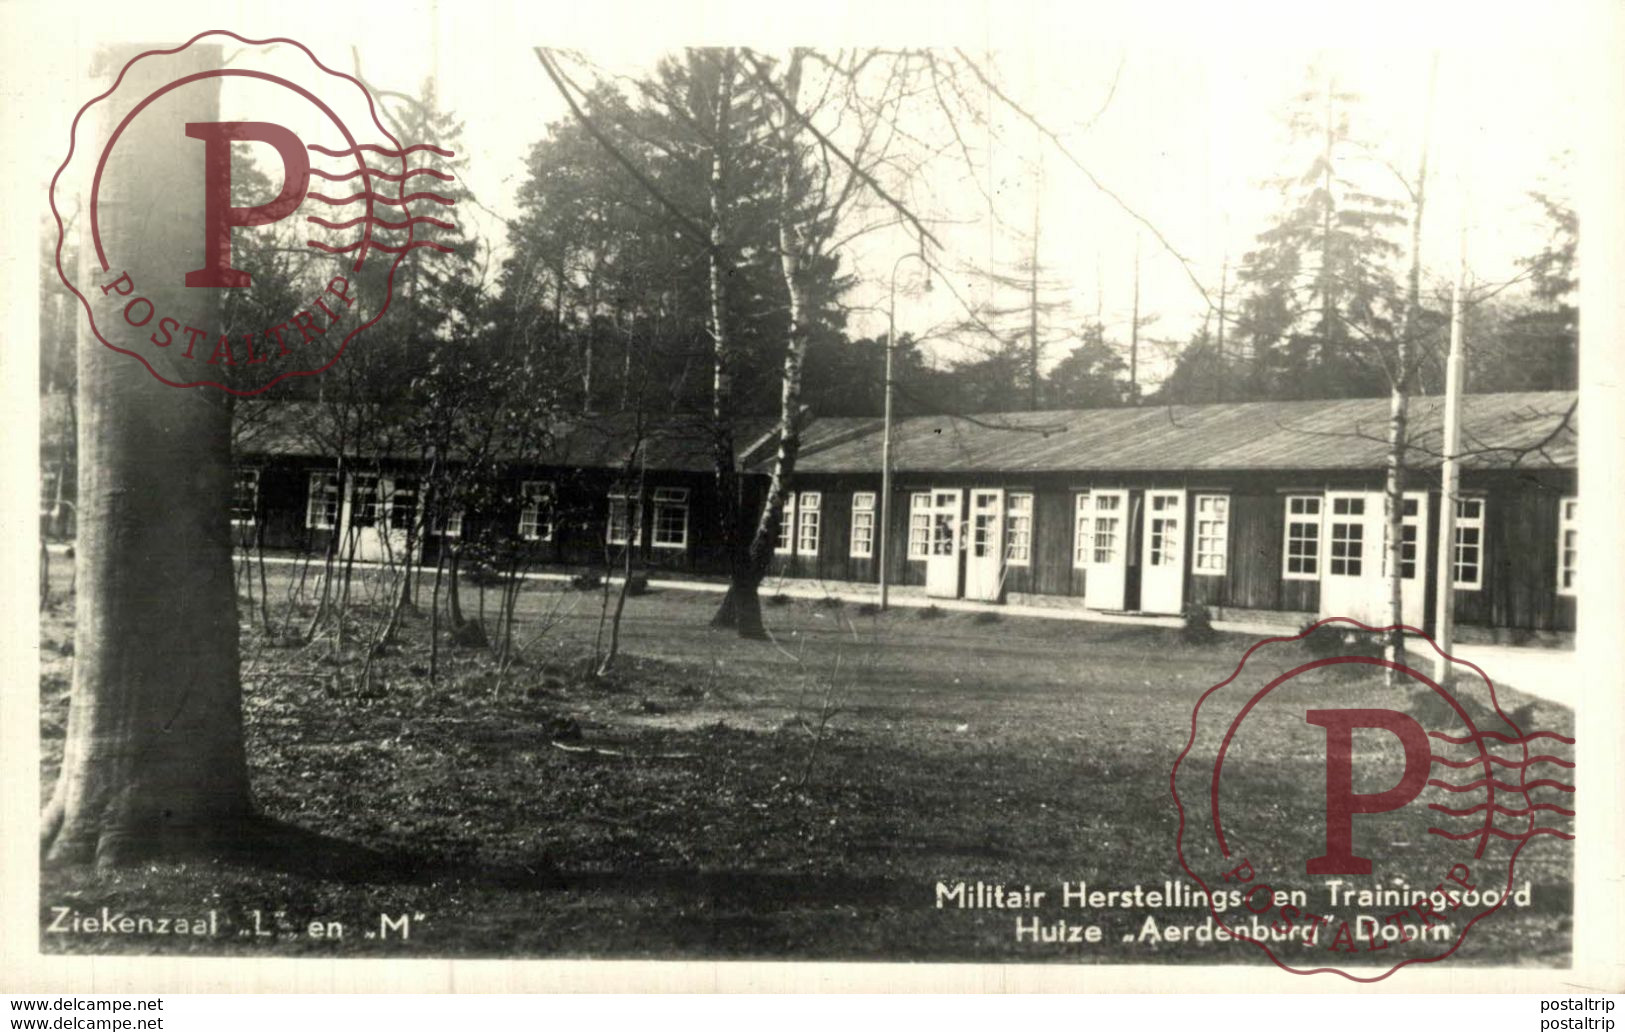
[851,510,874,557]
[306,471,339,529]
[351,474,380,528]
[1558,497,1577,593]
[388,478,418,531]
[608,494,638,546]
[520,481,556,541]
[797,492,821,554]
[232,469,259,526]
[1284,495,1321,579]
[1073,493,1092,567]
[1192,494,1226,574]
[652,487,689,548]
[1005,492,1033,564]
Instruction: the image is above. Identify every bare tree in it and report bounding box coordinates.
[1382,55,1439,671]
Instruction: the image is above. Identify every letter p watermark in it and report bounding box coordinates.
[185,121,310,288]
[1305,708,1432,876]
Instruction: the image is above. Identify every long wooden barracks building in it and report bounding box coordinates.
[215,389,1578,638]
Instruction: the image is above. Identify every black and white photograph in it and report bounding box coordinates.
[3,0,1621,1000]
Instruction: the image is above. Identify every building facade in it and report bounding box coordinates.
[219,391,1578,638]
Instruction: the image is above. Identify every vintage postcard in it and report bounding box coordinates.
[1,0,1620,995]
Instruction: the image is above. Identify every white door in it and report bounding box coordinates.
[965,488,1004,602]
[925,489,963,599]
[1320,491,1383,625]
[1384,491,1428,630]
[1085,489,1129,610]
[348,473,419,564]
[1140,489,1186,614]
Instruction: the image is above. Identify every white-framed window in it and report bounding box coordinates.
[519,481,555,541]
[436,507,464,538]
[607,491,640,547]
[1005,492,1034,566]
[850,491,877,558]
[931,491,958,556]
[1558,496,1577,596]
[1193,493,1229,575]
[1072,492,1092,568]
[305,470,339,530]
[1146,492,1183,570]
[231,467,260,527]
[907,491,931,559]
[350,472,381,528]
[388,476,419,532]
[796,491,822,555]
[1382,495,1421,580]
[651,487,690,549]
[1328,495,1366,576]
[1453,496,1485,590]
[775,494,795,554]
[1283,494,1322,580]
[1091,493,1122,565]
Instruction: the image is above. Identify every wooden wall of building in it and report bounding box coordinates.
[236,454,1576,634]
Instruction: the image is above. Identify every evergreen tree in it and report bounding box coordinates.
[1231,66,1408,399]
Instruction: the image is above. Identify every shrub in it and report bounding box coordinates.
[1299,621,1384,660]
[971,610,1001,625]
[814,595,844,609]
[856,602,880,617]
[918,605,945,620]
[768,593,792,607]
[626,572,650,596]
[1179,602,1217,644]
[570,570,602,591]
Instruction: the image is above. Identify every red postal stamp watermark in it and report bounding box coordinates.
[1171,618,1575,981]
[50,30,457,395]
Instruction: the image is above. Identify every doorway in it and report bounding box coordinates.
[924,488,963,599]
[964,488,1005,602]
[1085,488,1129,610]
[1140,489,1186,614]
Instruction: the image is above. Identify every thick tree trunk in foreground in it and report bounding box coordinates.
[42,46,252,866]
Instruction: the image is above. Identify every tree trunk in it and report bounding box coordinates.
[726,49,813,640]
[713,579,765,638]
[1028,192,1041,411]
[697,50,753,635]
[43,46,253,866]
[1319,73,1337,371]
[448,545,465,627]
[1383,55,1436,678]
[429,543,445,685]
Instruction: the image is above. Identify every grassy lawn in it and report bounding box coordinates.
[37,559,1574,964]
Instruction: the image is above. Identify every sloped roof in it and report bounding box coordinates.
[782,391,1577,475]
[51,390,1577,476]
[230,400,775,473]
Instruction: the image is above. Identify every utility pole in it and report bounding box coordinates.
[879,251,930,611]
[1433,214,1467,688]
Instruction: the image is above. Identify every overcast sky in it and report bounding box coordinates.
[9,0,1592,389]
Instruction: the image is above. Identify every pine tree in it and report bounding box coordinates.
[1232,65,1408,399]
